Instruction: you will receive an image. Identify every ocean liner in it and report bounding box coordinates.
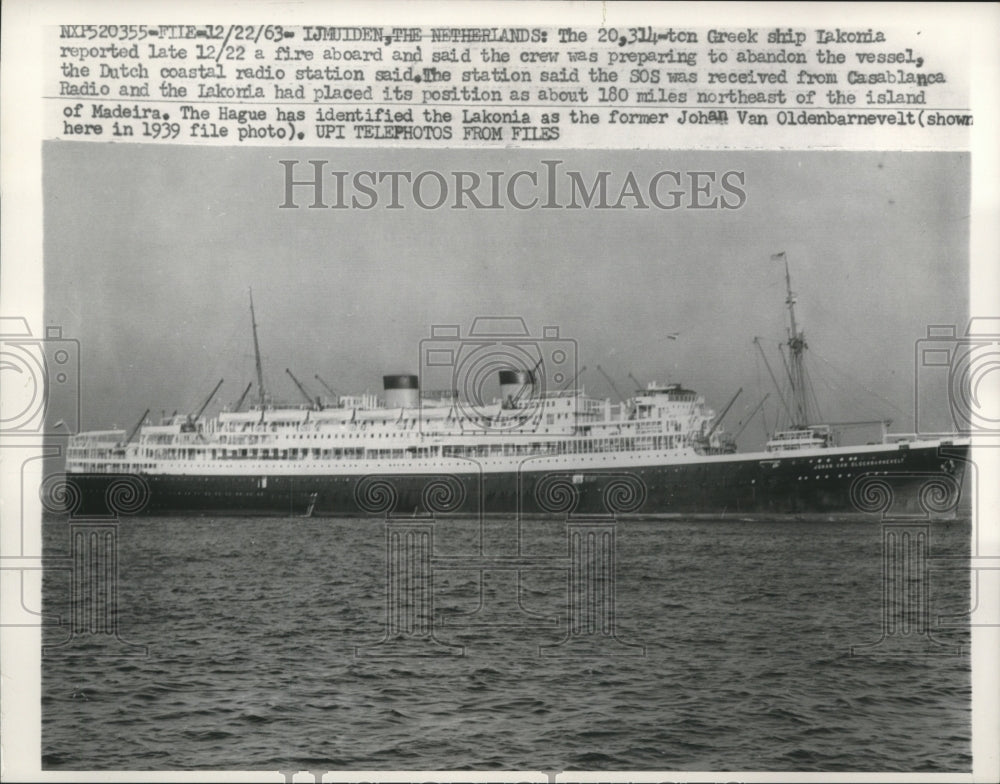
[61,260,969,519]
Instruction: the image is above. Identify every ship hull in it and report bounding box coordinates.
[58,441,969,520]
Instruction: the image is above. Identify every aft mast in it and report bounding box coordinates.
[778,253,810,429]
[763,252,833,453]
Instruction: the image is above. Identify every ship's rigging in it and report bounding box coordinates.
[752,253,893,449]
[249,288,267,418]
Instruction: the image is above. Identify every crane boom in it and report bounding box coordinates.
[233,382,253,412]
[628,372,644,391]
[734,393,771,439]
[706,387,742,437]
[286,368,321,410]
[193,378,224,421]
[123,409,150,446]
[596,365,626,403]
[314,374,338,399]
[560,365,586,392]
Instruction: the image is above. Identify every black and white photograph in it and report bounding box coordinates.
[2,2,998,782]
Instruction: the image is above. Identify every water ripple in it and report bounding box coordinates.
[42,515,971,772]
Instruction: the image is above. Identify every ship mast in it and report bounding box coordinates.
[780,253,810,428]
[249,289,266,414]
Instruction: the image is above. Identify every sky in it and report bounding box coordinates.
[43,144,969,449]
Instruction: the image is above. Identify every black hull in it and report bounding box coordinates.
[53,442,970,520]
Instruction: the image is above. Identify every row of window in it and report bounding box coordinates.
[72,434,693,466]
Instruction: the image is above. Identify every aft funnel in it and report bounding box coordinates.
[383,374,419,409]
[499,369,534,409]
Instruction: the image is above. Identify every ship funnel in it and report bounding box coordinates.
[383,374,419,409]
[499,369,534,409]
